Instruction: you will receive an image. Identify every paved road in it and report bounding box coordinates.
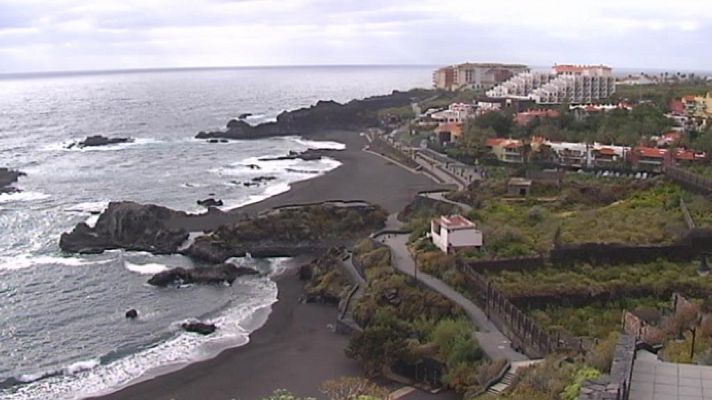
[382,233,528,362]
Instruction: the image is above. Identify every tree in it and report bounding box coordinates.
[319,377,389,400]
[474,111,513,136]
[345,309,410,375]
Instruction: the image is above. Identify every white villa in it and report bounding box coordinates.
[430,215,483,254]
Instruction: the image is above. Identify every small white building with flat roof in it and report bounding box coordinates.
[431,215,482,254]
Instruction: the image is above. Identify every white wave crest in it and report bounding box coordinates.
[63,359,100,375]
[289,137,346,150]
[65,201,109,214]
[0,254,96,271]
[124,262,169,275]
[43,138,161,152]
[0,191,50,204]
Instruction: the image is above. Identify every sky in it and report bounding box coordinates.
[0,0,711,74]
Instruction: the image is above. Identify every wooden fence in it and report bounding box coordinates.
[456,260,596,358]
[665,166,712,195]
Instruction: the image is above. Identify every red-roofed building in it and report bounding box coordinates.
[514,109,560,126]
[669,98,685,115]
[629,147,672,172]
[485,138,524,163]
[431,215,482,253]
[434,122,463,144]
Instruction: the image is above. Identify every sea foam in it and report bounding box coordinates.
[0,192,50,204]
[123,262,170,275]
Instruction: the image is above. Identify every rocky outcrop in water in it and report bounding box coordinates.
[197,198,223,208]
[67,135,134,149]
[59,201,189,254]
[0,168,24,193]
[182,321,216,335]
[195,89,433,140]
[147,264,258,287]
[258,149,327,162]
[125,309,138,319]
[183,203,388,263]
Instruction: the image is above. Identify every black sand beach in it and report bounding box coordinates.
[90,130,451,399]
[92,267,361,400]
[171,130,448,232]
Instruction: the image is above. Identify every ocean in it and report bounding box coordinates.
[0,65,432,399]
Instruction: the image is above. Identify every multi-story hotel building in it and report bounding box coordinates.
[432,63,529,91]
[487,64,616,104]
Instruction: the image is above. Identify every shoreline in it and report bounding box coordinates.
[89,260,362,400]
[86,129,448,399]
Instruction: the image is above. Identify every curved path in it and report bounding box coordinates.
[381,232,528,362]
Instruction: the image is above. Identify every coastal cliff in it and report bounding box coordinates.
[195,89,433,140]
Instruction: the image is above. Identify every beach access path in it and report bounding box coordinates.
[381,232,529,363]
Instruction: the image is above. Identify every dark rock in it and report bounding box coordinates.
[125,309,138,319]
[219,139,228,143]
[245,164,260,170]
[71,135,134,148]
[238,113,253,120]
[0,168,25,194]
[298,263,313,280]
[258,149,326,162]
[208,139,220,143]
[243,182,258,187]
[59,201,189,254]
[251,176,276,183]
[194,89,434,140]
[197,198,223,208]
[182,204,387,264]
[147,263,258,287]
[181,321,216,335]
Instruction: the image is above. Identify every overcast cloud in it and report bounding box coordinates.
[0,0,710,73]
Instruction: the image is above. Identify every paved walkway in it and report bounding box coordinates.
[381,233,528,362]
[418,191,473,214]
[631,350,712,400]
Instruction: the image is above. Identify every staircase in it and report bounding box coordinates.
[486,369,516,395]
[485,360,544,396]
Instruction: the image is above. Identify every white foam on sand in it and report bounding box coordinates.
[123,261,170,275]
[0,263,283,400]
[0,192,50,204]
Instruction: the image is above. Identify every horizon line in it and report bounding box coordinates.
[0,63,439,79]
[1,63,710,80]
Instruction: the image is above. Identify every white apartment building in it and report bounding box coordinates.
[430,103,474,124]
[487,64,616,104]
[431,215,483,253]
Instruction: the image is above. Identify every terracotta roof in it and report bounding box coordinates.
[434,215,476,230]
[435,122,462,136]
[636,147,668,158]
[683,95,697,102]
[485,138,506,146]
[504,141,523,149]
[674,149,696,161]
[597,147,617,156]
